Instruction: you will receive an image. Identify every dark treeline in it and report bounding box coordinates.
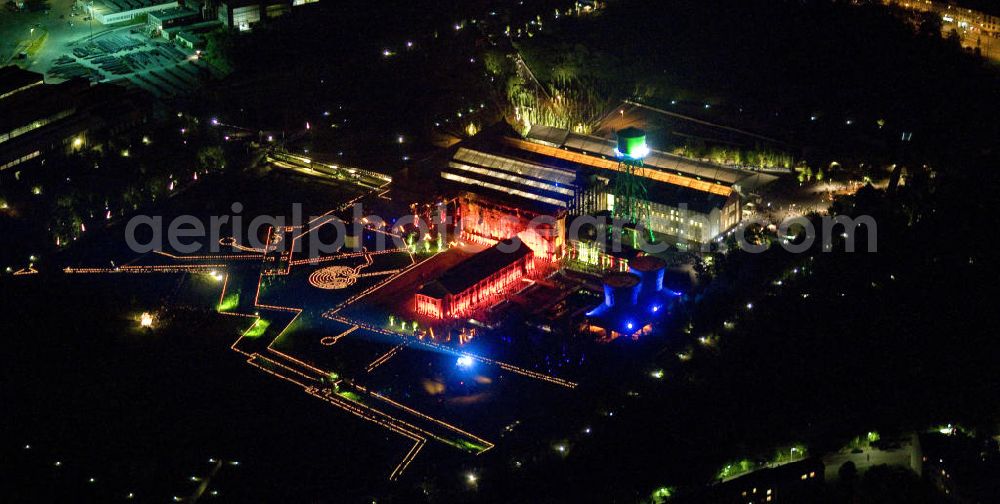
[519,0,1000,169]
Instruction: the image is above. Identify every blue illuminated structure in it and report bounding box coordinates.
[585,255,681,340]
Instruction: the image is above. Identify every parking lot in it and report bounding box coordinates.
[49,30,213,97]
[2,0,215,98]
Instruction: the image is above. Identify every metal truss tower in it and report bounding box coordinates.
[611,127,654,244]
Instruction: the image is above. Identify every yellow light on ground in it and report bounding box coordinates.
[140,312,154,328]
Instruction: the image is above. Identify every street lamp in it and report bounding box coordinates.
[87,1,94,41]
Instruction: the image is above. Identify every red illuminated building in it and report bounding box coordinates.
[415,237,535,319]
[457,193,566,262]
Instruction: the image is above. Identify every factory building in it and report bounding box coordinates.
[217,0,298,30]
[147,6,201,34]
[84,0,179,25]
[438,124,772,252]
[415,237,535,320]
[0,67,147,174]
[456,192,566,262]
[520,124,759,244]
[0,66,43,100]
[703,457,825,503]
[441,141,572,261]
[402,122,775,332]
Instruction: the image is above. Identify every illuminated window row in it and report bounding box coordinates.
[441,172,568,207]
[454,148,576,185]
[447,161,575,197]
[0,110,74,145]
[0,150,40,171]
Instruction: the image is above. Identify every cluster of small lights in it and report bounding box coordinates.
[58,180,584,486]
[65,264,227,274]
[366,342,408,373]
[308,265,361,290]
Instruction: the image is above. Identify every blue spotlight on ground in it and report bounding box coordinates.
[456,355,474,368]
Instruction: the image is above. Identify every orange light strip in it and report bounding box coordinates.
[154,250,262,261]
[323,325,359,345]
[503,137,734,197]
[60,193,575,481]
[328,314,578,390]
[217,273,231,308]
[64,264,228,274]
[289,248,408,265]
[308,388,426,478]
[319,387,479,451]
[230,316,266,355]
[245,356,312,388]
[252,348,429,481]
[323,251,426,315]
[354,384,494,451]
[365,342,408,373]
[249,352,318,384]
[390,438,425,481]
[416,338,577,389]
[252,356,429,482]
[267,346,329,379]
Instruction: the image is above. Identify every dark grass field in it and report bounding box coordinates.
[1,272,414,503]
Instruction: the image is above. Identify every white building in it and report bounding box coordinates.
[85,0,179,25]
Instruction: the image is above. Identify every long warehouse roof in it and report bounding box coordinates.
[442,147,578,209]
[504,136,734,197]
[525,124,756,187]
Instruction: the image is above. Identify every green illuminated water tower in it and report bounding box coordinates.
[612,127,653,244]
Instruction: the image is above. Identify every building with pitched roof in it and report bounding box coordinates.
[415,237,535,319]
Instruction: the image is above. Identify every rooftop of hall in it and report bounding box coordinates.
[419,237,533,298]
